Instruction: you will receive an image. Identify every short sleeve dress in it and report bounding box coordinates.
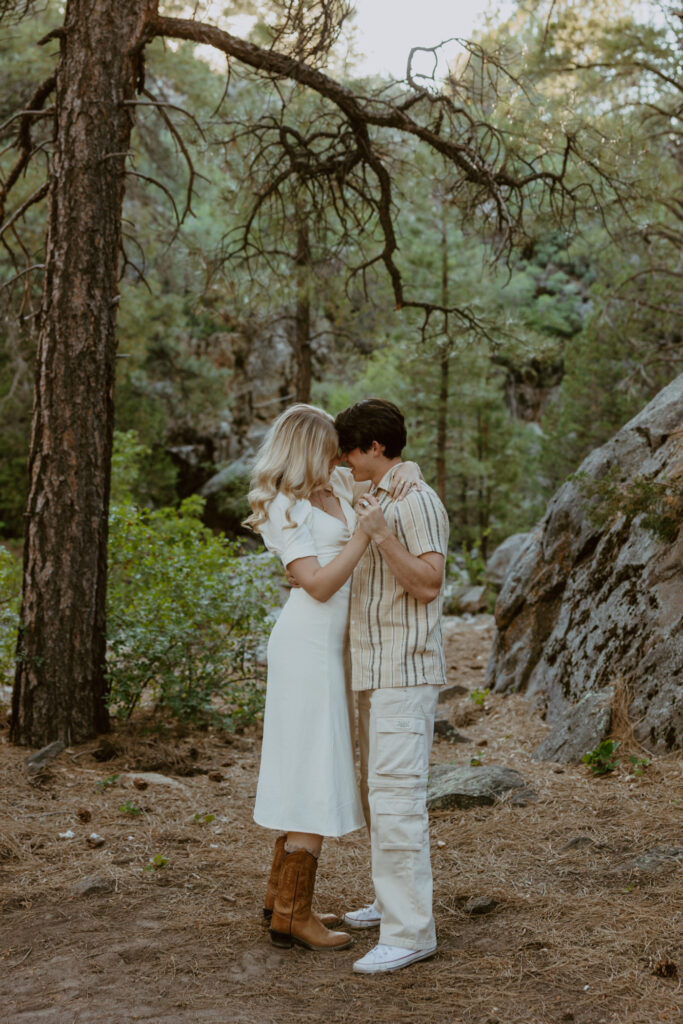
[253,471,366,837]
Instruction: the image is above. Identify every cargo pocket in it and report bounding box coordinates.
[375,797,425,851]
[374,716,426,777]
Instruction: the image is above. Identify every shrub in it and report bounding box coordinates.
[0,433,280,726]
[107,492,278,729]
[628,754,650,778]
[0,545,21,686]
[581,739,621,775]
[107,431,278,728]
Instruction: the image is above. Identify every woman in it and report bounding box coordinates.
[244,403,419,952]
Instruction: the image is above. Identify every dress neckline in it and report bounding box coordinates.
[309,488,348,527]
[311,505,348,528]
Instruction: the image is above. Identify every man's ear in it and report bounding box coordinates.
[370,440,386,457]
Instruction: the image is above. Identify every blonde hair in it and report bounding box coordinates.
[243,403,338,533]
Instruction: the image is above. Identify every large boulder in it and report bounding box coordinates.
[485,532,531,587]
[485,375,683,759]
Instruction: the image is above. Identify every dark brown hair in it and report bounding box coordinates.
[334,399,407,459]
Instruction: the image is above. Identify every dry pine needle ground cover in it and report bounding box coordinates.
[0,617,680,1024]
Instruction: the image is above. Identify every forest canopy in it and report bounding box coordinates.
[0,1,681,745]
[1,0,681,547]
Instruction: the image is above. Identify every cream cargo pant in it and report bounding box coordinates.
[357,684,440,950]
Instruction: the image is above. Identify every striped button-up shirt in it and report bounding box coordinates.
[348,465,449,691]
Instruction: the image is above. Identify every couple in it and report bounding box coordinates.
[245,399,449,975]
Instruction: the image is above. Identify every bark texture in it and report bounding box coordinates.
[11,0,156,745]
[293,223,312,403]
[435,209,449,505]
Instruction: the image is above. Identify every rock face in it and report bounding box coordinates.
[457,585,488,614]
[486,375,683,759]
[533,688,614,763]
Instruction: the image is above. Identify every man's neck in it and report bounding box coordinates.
[370,456,402,487]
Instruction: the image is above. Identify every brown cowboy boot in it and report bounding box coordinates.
[269,849,352,951]
[263,835,287,921]
[263,837,339,928]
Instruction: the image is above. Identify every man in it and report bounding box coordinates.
[334,398,449,975]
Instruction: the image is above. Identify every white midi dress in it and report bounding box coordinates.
[253,471,366,837]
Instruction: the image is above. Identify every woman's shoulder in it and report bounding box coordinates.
[266,491,312,526]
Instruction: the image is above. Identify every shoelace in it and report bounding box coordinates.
[363,944,405,962]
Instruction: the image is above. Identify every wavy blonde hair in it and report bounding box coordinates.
[243,403,338,534]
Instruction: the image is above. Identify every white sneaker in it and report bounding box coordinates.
[342,902,382,930]
[353,942,437,974]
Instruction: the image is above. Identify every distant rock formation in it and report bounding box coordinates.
[485,532,530,587]
[491,354,565,422]
[485,374,683,761]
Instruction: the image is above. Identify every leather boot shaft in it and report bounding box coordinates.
[263,834,287,919]
[263,836,339,928]
[270,850,351,951]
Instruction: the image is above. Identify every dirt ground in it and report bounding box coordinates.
[1,616,680,1024]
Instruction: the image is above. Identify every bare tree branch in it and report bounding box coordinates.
[0,74,55,223]
[152,15,584,210]
[0,0,46,24]
[0,261,44,291]
[125,169,181,228]
[0,181,49,240]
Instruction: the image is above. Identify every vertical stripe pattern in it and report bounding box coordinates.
[349,467,449,692]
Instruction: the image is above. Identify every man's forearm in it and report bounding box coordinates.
[373,531,442,605]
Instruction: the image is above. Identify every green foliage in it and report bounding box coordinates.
[2,0,681,581]
[581,739,621,775]
[469,688,490,707]
[119,801,142,817]
[318,324,545,555]
[107,434,278,728]
[193,812,215,824]
[0,324,33,539]
[628,754,650,778]
[575,469,683,543]
[211,468,253,532]
[144,853,169,872]
[110,430,152,504]
[96,774,120,791]
[463,545,487,586]
[0,545,21,685]
[0,430,279,725]
[0,7,58,539]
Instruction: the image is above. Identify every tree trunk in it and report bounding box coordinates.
[435,207,449,504]
[293,222,312,403]
[476,409,490,559]
[11,0,156,746]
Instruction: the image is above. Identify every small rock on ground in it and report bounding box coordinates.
[434,715,470,743]
[121,772,190,792]
[611,845,683,876]
[25,740,65,775]
[427,764,533,810]
[465,895,498,915]
[72,874,115,897]
[438,683,468,703]
[560,836,598,852]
